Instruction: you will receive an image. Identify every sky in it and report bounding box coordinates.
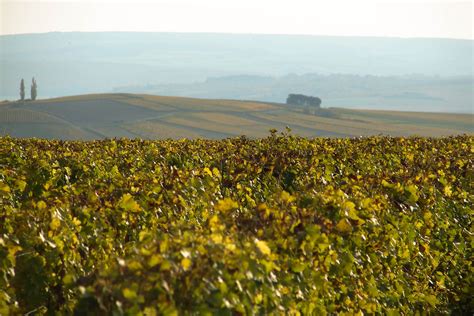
[0,0,472,39]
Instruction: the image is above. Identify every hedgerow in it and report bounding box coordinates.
[0,134,472,314]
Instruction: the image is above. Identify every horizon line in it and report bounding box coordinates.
[1,30,473,41]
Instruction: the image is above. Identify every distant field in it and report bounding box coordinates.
[0,93,472,139]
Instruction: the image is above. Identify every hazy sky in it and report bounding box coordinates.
[1,0,472,39]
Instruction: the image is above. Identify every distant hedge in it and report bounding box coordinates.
[0,135,472,314]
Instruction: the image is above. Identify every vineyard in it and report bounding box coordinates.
[0,134,472,314]
[2,94,472,140]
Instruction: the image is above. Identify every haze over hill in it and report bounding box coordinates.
[1,32,473,113]
[116,73,474,113]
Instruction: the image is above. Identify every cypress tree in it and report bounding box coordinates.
[31,77,37,101]
[20,79,25,101]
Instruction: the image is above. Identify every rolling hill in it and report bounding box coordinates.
[0,93,472,140]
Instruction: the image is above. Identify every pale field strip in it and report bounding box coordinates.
[2,123,92,139]
[119,97,176,112]
[191,112,260,126]
[41,94,177,113]
[124,121,202,139]
[334,109,474,132]
[91,126,140,139]
[162,113,274,137]
[39,124,86,139]
[333,110,472,135]
[258,111,376,136]
[258,111,467,137]
[0,108,63,123]
[354,109,473,124]
[37,94,131,103]
[142,95,276,111]
[159,109,346,137]
[162,112,332,138]
[55,125,97,139]
[254,111,386,136]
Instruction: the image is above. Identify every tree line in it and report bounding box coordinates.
[19,78,38,101]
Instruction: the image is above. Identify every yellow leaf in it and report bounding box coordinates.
[381,179,391,187]
[72,217,81,227]
[343,201,362,222]
[0,182,11,194]
[37,200,47,210]
[203,167,213,177]
[62,274,75,285]
[421,242,430,254]
[160,238,169,253]
[209,215,220,227]
[212,167,221,178]
[225,242,237,252]
[122,288,137,300]
[211,233,223,244]
[215,198,238,212]
[144,307,157,316]
[443,185,452,197]
[148,254,162,268]
[336,219,352,233]
[280,191,295,203]
[139,230,152,242]
[400,248,410,259]
[50,217,61,231]
[423,294,439,307]
[128,260,143,271]
[343,201,356,212]
[15,180,27,192]
[423,211,432,222]
[255,239,271,256]
[118,193,141,212]
[209,215,223,232]
[181,257,192,270]
[140,247,152,256]
[161,260,172,271]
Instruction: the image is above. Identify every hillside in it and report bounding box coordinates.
[1,93,472,139]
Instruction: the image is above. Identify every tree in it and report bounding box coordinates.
[20,79,25,101]
[31,77,37,101]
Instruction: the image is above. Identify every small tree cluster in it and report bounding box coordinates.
[286,94,321,107]
[19,77,38,101]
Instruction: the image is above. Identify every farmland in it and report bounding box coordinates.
[0,135,472,314]
[1,93,472,140]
